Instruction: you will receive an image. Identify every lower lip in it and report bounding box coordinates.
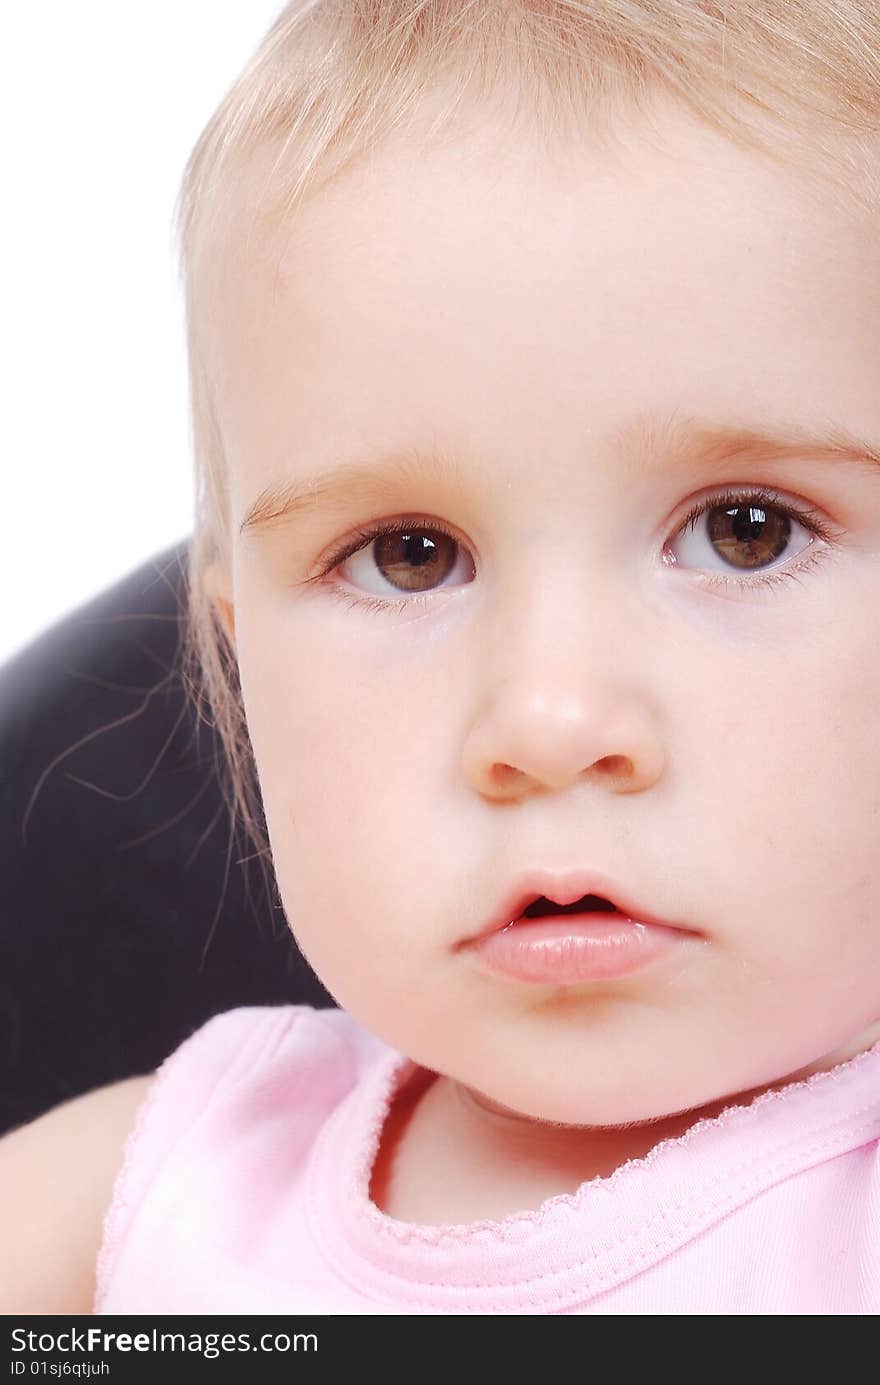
[465,913,689,984]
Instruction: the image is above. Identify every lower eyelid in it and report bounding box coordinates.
[327,584,444,617]
[695,537,834,594]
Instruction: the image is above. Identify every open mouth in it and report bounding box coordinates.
[521,893,620,918]
[463,887,689,984]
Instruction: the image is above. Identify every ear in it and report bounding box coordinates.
[204,559,236,647]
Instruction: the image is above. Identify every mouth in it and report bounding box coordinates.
[455,870,699,984]
[461,869,692,945]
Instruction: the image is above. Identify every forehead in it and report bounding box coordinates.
[199,102,880,508]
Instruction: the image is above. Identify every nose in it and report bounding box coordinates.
[462,659,666,802]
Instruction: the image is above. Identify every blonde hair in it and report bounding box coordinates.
[174,0,880,893]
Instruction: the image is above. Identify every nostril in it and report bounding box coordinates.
[489,764,525,791]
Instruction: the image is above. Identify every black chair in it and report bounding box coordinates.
[0,542,334,1136]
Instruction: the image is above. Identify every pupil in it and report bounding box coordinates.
[403,532,435,567]
[733,506,767,543]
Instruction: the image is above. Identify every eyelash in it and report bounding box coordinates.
[313,486,840,614]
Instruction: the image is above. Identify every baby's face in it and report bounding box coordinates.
[204,98,880,1125]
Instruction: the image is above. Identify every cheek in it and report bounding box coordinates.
[234,599,448,955]
[682,612,880,967]
[241,620,440,817]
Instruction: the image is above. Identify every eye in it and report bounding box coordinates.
[327,518,475,600]
[666,487,830,581]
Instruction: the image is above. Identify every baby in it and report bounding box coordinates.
[3,0,880,1314]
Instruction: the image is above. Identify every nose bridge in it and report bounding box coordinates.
[462,562,665,796]
[490,555,631,684]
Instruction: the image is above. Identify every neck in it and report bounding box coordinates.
[369,1024,880,1227]
[369,1068,733,1226]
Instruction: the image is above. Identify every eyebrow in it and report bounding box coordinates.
[240,446,471,538]
[639,414,880,477]
[239,417,880,539]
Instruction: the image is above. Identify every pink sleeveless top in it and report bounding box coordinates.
[95,1006,880,1314]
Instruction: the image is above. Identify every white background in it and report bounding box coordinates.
[1,2,286,665]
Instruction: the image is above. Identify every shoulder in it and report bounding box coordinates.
[117,1004,383,1170]
[0,1074,152,1314]
[0,1006,375,1315]
[113,1005,378,1136]
[95,1005,386,1311]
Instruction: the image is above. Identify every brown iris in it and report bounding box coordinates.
[372,529,458,592]
[708,503,791,570]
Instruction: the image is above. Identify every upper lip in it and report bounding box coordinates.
[458,867,695,946]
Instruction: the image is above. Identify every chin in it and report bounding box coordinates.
[459,1064,706,1130]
